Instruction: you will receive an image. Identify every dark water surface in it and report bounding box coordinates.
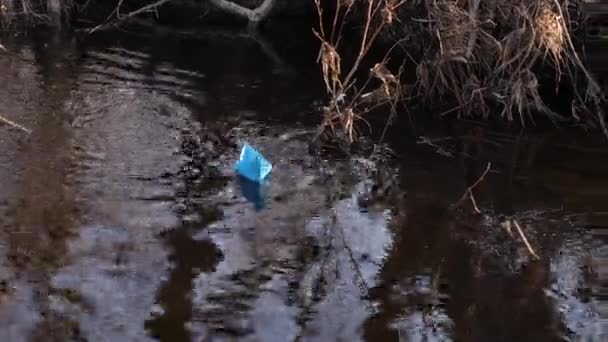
[0,27,606,342]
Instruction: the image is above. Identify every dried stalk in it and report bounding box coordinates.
[451,162,491,212]
[314,0,605,142]
[465,0,481,59]
[513,219,541,260]
[314,0,406,143]
[0,114,31,134]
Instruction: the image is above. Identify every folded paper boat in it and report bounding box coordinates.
[234,143,272,183]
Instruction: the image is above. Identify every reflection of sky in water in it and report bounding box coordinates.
[550,238,606,340]
[380,272,452,341]
[191,179,394,341]
[393,310,452,342]
[299,198,393,342]
[1,29,607,342]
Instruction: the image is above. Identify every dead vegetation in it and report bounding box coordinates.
[0,0,71,26]
[314,0,606,143]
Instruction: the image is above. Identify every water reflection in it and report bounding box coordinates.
[368,119,608,341]
[146,230,222,341]
[0,26,606,342]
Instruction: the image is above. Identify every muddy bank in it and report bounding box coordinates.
[0,28,606,342]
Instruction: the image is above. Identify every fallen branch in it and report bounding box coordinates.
[209,0,276,24]
[0,114,31,134]
[513,219,541,260]
[0,43,6,52]
[451,162,491,212]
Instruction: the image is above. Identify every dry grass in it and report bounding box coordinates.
[315,0,605,142]
[313,0,407,143]
[0,0,78,27]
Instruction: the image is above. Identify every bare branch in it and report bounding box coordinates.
[451,162,492,211]
[209,0,276,23]
[513,220,541,260]
[0,113,31,134]
[88,0,173,34]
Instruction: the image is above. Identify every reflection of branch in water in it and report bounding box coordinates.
[247,26,294,75]
[87,0,173,34]
[336,218,370,294]
[416,136,455,158]
[293,221,334,335]
[121,19,295,76]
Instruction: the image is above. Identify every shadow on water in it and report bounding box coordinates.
[145,128,227,341]
[145,228,223,341]
[0,28,89,341]
[0,23,606,342]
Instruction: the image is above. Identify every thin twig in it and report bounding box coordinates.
[469,190,481,213]
[451,162,491,211]
[0,114,31,134]
[89,0,173,34]
[513,219,540,260]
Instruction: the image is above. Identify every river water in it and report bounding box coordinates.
[0,26,606,342]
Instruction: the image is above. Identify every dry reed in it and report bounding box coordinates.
[314,0,605,142]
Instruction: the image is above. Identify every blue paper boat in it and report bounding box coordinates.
[234,143,272,183]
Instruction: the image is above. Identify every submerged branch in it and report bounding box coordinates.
[451,162,492,212]
[513,220,541,260]
[0,114,31,134]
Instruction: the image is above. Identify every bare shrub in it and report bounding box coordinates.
[314,0,605,142]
